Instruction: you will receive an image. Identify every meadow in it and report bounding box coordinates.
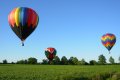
[0,64,120,80]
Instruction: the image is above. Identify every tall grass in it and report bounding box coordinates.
[0,64,120,80]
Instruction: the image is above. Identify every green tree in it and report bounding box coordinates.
[28,57,37,64]
[79,59,86,65]
[16,60,26,64]
[3,59,7,64]
[61,56,68,65]
[24,59,28,64]
[11,62,15,64]
[109,56,115,64]
[68,57,78,65]
[89,60,97,65]
[119,56,120,63]
[68,57,74,65]
[98,54,106,65]
[53,56,60,65]
[73,57,79,65]
[42,59,48,64]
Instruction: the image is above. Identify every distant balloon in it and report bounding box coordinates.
[101,33,116,53]
[45,47,57,61]
[8,7,39,46]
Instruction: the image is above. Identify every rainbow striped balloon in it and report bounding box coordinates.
[101,33,116,52]
[8,7,39,46]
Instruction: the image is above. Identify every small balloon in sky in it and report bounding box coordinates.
[45,47,57,61]
[8,7,39,46]
[101,33,116,54]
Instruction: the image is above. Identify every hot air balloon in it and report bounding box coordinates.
[101,33,116,54]
[8,7,39,46]
[45,47,57,62]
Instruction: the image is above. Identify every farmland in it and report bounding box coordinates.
[0,64,120,80]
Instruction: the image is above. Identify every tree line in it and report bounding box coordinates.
[1,54,120,65]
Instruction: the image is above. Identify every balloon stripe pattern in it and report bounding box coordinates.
[45,47,57,61]
[8,7,39,41]
[8,7,38,28]
[101,33,116,51]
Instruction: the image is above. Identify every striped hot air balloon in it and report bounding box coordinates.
[45,47,57,61]
[101,33,116,53]
[8,7,39,46]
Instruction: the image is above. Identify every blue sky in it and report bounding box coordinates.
[0,0,120,63]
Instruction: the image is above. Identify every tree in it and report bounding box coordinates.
[11,62,15,64]
[61,56,68,65]
[89,60,97,65]
[78,59,86,65]
[24,59,28,64]
[81,59,86,65]
[73,57,79,65]
[16,60,26,64]
[42,59,48,64]
[3,59,7,64]
[28,57,37,64]
[119,56,120,63]
[68,57,78,65]
[53,56,60,65]
[68,57,74,65]
[98,54,106,65]
[109,56,115,64]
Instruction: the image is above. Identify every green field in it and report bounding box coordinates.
[0,64,120,80]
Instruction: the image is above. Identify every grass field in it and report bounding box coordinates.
[0,64,120,80]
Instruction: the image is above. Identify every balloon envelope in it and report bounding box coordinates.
[45,47,57,61]
[8,7,39,46]
[101,33,116,52]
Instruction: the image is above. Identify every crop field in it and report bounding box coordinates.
[0,64,120,80]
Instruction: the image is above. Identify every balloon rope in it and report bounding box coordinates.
[109,51,110,54]
[22,41,24,46]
